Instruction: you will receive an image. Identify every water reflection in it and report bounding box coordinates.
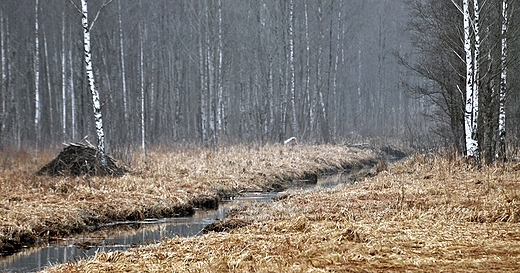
[1,173,352,272]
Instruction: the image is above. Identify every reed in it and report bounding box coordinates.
[0,144,375,254]
[42,152,520,272]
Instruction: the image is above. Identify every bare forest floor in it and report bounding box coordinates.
[0,144,376,256]
[41,151,520,272]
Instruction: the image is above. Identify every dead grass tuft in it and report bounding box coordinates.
[0,144,375,255]
[42,151,520,272]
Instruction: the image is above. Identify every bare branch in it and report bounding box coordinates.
[68,0,82,14]
[90,0,114,31]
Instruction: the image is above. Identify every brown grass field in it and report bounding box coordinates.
[0,144,375,256]
[40,151,520,272]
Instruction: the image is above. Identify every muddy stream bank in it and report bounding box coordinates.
[1,166,374,272]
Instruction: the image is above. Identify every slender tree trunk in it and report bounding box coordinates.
[462,0,478,160]
[205,2,215,146]
[118,0,128,122]
[61,5,67,140]
[81,0,107,167]
[472,0,480,158]
[497,0,508,160]
[216,0,223,143]
[288,0,298,138]
[140,20,146,158]
[198,1,208,146]
[69,36,76,140]
[34,0,40,149]
[316,1,329,142]
[331,3,342,138]
[304,0,313,139]
[0,11,6,143]
[43,29,53,142]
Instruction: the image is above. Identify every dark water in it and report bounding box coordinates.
[0,172,356,272]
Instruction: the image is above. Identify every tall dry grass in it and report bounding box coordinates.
[0,144,374,254]
[43,152,520,272]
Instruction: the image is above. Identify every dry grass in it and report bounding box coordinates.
[42,152,520,272]
[0,144,374,254]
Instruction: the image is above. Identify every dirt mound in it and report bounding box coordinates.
[36,142,125,177]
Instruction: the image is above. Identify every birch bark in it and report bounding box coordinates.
[304,0,313,138]
[472,0,480,157]
[43,29,53,138]
[462,0,478,159]
[497,0,508,160]
[216,0,223,141]
[198,1,208,146]
[34,0,40,149]
[140,19,146,157]
[81,0,107,167]
[118,0,128,122]
[61,6,67,139]
[1,12,6,140]
[288,0,298,137]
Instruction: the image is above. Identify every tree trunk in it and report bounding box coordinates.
[43,29,54,143]
[61,5,67,140]
[34,0,40,150]
[497,0,508,160]
[216,0,223,143]
[288,0,298,138]
[118,0,128,122]
[303,0,312,140]
[472,0,480,159]
[462,0,478,160]
[81,0,107,167]
[0,11,6,143]
[140,19,146,158]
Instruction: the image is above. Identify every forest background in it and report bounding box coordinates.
[0,0,519,162]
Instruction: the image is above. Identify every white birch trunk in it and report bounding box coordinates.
[497,0,508,159]
[34,0,40,148]
[304,0,313,136]
[61,7,67,139]
[288,0,298,137]
[118,0,128,121]
[43,29,53,136]
[357,43,362,126]
[81,0,107,166]
[69,38,75,140]
[140,20,146,157]
[316,2,329,142]
[472,0,480,156]
[1,12,6,137]
[462,0,478,159]
[216,0,223,139]
[198,8,208,146]
[268,60,275,133]
[332,6,342,137]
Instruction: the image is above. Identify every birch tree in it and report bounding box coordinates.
[34,0,40,149]
[288,0,298,138]
[454,0,479,160]
[61,5,67,140]
[69,0,113,167]
[497,0,509,160]
[118,0,128,122]
[0,11,6,142]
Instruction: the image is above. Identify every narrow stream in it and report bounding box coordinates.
[1,171,360,272]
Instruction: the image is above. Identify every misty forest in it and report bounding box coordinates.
[1,0,520,159]
[3,1,520,271]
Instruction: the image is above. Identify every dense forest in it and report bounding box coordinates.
[0,0,518,162]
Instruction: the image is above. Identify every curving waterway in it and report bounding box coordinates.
[1,171,360,272]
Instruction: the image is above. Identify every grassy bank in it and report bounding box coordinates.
[43,153,520,272]
[0,144,375,254]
